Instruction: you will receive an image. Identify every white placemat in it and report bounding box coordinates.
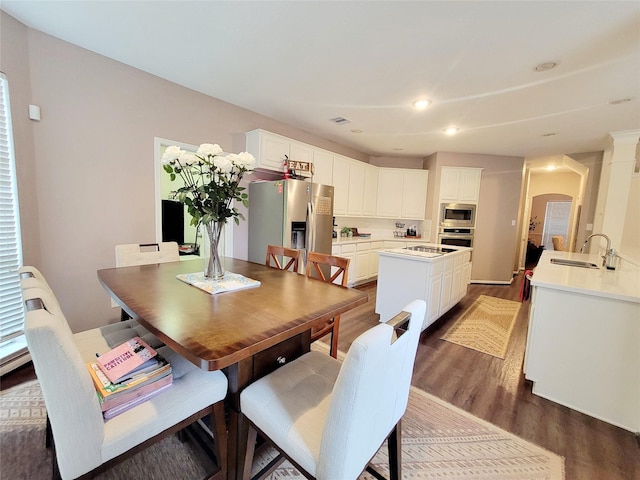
[176,271,261,295]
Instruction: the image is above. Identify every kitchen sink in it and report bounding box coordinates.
[550,258,599,269]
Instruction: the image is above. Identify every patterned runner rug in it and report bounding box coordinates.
[441,294,521,359]
[1,378,563,479]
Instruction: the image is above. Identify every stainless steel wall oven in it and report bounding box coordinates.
[438,227,474,249]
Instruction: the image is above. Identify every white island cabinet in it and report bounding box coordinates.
[376,246,472,331]
[525,250,640,433]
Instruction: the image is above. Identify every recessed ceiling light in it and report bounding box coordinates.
[541,132,557,137]
[534,61,558,72]
[546,165,557,171]
[444,127,459,135]
[350,129,363,134]
[412,99,431,110]
[609,98,632,105]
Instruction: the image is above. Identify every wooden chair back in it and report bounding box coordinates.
[305,252,350,357]
[306,251,350,287]
[265,245,301,273]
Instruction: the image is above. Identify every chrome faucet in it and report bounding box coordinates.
[580,233,617,269]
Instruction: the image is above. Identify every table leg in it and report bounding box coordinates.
[224,358,253,480]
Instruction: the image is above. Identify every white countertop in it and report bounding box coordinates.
[378,243,472,262]
[531,250,640,303]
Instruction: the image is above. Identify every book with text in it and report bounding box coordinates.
[103,382,173,419]
[98,373,174,412]
[96,336,157,384]
[87,354,170,400]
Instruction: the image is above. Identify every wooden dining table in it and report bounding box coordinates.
[97,257,368,480]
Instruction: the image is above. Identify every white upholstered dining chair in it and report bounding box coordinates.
[239,299,426,480]
[114,242,180,320]
[19,266,163,355]
[22,284,229,480]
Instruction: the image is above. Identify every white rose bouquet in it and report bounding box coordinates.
[161,143,256,227]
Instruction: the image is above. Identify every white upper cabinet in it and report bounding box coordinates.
[312,149,334,186]
[245,129,289,173]
[459,168,482,202]
[377,168,428,220]
[363,163,378,216]
[401,170,428,219]
[440,167,482,204]
[332,156,351,216]
[246,129,430,219]
[246,129,315,177]
[376,168,404,218]
[347,160,365,216]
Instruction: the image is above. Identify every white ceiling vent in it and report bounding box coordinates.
[329,116,351,125]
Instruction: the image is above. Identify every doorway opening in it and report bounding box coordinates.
[541,200,572,251]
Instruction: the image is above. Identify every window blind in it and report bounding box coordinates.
[541,201,571,250]
[0,72,25,344]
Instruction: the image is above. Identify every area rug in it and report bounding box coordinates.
[441,294,521,359]
[1,378,564,479]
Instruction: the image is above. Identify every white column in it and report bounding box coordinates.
[592,130,639,252]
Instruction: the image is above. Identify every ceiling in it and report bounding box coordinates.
[2,1,639,160]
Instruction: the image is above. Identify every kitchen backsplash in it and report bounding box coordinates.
[335,217,433,241]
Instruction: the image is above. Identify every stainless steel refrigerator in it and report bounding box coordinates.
[248,180,334,272]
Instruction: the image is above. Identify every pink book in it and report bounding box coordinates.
[97,337,157,384]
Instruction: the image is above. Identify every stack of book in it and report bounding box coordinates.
[87,337,173,419]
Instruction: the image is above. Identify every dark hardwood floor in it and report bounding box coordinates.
[3,273,638,479]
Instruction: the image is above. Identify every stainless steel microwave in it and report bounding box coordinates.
[440,203,476,227]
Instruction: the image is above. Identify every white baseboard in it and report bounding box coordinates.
[470,279,513,285]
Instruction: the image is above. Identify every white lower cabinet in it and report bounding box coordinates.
[332,241,387,286]
[525,284,640,432]
[452,251,470,304]
[355,243,370,283]
[369,242,383,277]
[426,261,444,325]
[338,243,356,286]
[439,257,454,315]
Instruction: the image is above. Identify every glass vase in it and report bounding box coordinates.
[203,221,225,280]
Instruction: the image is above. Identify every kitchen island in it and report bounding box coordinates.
[525,250,640,433]
[375,244,472,331]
